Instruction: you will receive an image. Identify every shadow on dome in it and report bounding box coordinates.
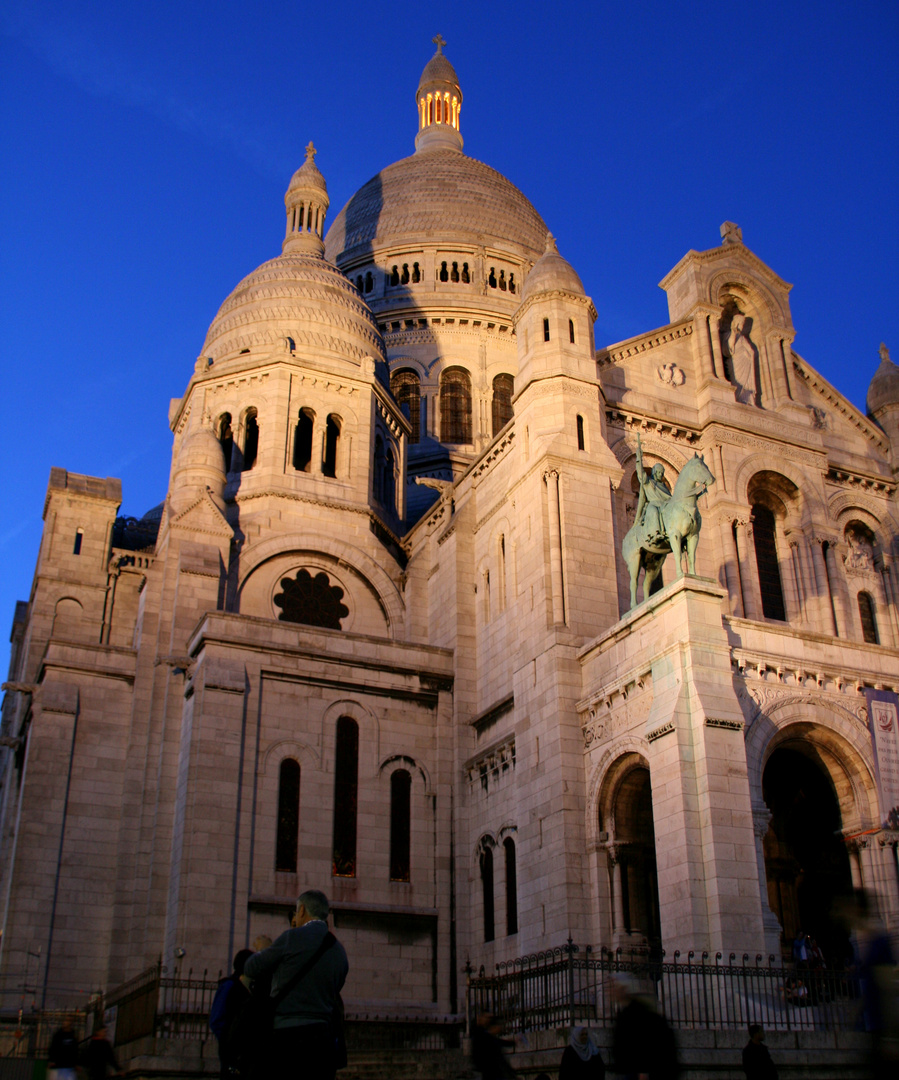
[334,173,449,528]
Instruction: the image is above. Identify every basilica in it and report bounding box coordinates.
[2,41,898,1020]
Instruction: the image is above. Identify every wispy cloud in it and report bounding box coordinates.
[1,3,282,175]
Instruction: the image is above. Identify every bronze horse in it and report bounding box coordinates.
[623,452,715,609]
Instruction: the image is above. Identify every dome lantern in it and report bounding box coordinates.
[283,142,330,256]
[415,35,463,154]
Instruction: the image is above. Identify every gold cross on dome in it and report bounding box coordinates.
[305,141,316,162]
[433,33,446,53]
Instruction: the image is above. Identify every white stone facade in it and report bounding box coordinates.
[1,45,897,1017]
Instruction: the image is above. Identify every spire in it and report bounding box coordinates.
[283,142,330,256]
[415,37,463,154]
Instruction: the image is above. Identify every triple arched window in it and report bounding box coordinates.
[274,725,422,885]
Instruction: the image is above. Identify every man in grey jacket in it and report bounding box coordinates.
[244,889,348,1080]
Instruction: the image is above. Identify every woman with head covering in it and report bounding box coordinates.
[560,1025,605,1079]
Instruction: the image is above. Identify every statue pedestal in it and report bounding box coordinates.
[580,576,768,957]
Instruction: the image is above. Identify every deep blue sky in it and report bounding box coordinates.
[1,1,897,676]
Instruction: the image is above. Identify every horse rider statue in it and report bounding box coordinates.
[622,435,715,609]
[635,437,673,547]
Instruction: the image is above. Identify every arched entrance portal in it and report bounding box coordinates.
[613,765,661,941]
[762,746,853,960]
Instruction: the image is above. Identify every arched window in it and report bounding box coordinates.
[499,270,507,291]
[355,275,363,292]
[480,844,495,942]
[451,261,459,283]
[275,759,300,872]
[323,415,340,478]
[373,435,385,501]
[390,265,399,286]
[488,267,497,289]
[569,319,576,344]
[73,528,83,556]
[332,717,358,877]
[752,504,786,620]
[492,373,514,436]
[243,408,259,471]
[293,409,314,472]
[576,414,585,450]
[364,271,373,293]
[504,837,518,935]
[858,592,879,644]
[461,262,470,283]
[218,412,234,471]
[439,261,449,282]
[411,262,421,284]
[509,273,516,294]
[389,769,411,881]
[441,367,472,443]
[543,318,550,342]
[384,446,396,514]
[401,263,410,284]
[391,369,421,444]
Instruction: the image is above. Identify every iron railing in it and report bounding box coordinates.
[466,940,862,1034]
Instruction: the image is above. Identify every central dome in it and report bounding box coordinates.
[324,149,549,264]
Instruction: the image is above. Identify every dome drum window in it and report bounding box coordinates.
[441,367,473,444]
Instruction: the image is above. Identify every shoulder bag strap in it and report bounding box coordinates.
[272,931,336,1006]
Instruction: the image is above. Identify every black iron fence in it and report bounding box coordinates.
[103,964,463,1053]
[466,940,862,1034]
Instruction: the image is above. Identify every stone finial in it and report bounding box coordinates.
[545,232,558,254]
[432,33,446,53]
[720,221,743,245]
[881,343,891,365]
[305,141,316,163]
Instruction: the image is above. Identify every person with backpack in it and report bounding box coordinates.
[243,889,348,1080]
[209,948,253,1078]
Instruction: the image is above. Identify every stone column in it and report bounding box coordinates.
[766,332,792,404]
[876,836,899,925]
[824,539,853,638]
[777,526,801,624]
[734,520,762,620]
[752,800,784,958]
[544,469,565,625]
[876,557,899,647]
[787,536,807,625]
[607,846,623,937]
[721,518,744,617]
[693,310,717,381]
[709,313,725,382]
[810,538,839,635]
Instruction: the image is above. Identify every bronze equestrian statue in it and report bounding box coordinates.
[622,435,715,609]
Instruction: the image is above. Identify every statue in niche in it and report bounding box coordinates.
[720,302,759,405]
[622,434,716,608]
[844,529,874,573]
